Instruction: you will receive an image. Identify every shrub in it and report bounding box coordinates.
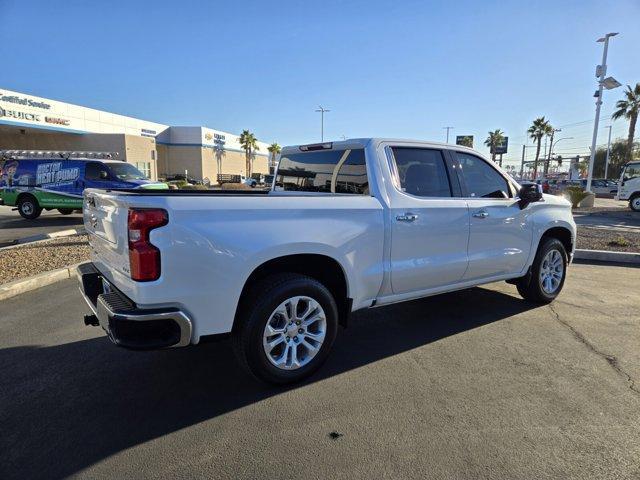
[564,186,589,208]
[608,236,630,247]
[180,184,209,190]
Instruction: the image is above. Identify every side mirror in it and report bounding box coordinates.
[99,170,109,180]
[518,183,543,209]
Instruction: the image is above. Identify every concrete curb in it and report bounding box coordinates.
[0,262,83,302]
[0,227,85,250]
[574,249,640,265]
[16,227,85,245]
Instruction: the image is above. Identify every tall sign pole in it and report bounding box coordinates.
[443,126,453,143]
[315,106,330,142]
[586,33,617,192]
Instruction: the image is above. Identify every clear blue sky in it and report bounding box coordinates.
[2,0,639,163]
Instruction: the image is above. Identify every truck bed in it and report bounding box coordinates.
[103,188,270,196]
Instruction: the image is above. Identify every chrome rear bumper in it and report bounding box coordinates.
[77,262,192,349]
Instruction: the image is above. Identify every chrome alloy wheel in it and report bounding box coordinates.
[539,249,564,294]
[262,296,327,370]
[632,197,640,211]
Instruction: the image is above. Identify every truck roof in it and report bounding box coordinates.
[281,138,479,155]
[3,157,125,163]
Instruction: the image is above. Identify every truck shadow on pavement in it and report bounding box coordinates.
[0,286,536,480]
[0,215,83,230]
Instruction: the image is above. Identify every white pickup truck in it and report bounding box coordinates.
[78,139,576,384]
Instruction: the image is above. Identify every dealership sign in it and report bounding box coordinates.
[204,131,226,147]
[455,135,474,148]
[0,106,71,126]
[0,92,51,110]
[0,106,41,121]
[493,137,508,154]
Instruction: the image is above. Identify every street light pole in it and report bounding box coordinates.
[315,106,330,142]
[443,126,453,143]
[604,125,612,179]
[586,32,618,192]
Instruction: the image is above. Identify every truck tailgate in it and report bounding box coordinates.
[83,190,131,278]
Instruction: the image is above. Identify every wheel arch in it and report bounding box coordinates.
[233,253,352,331]
[540,226,573,257]
[16,191,39,206]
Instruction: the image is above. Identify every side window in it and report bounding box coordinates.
[84,162,108,180]
[455,152,510,199]
[391,147,452,197]
[623,164,640,181]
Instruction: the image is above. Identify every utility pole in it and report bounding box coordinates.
[315,106,330,142]
[443,126,453,143]
[604,125,612,179]
[586,32,619,193]
[520,144,526,179]
[544,129,561,176]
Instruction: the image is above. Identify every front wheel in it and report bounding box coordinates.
[57,208,74,215]
[17,195,42,219]
[516,237,568,304]
[233,273,338,384]
[629,195,640,212]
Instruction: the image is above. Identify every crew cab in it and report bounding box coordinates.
[77,139,576,384]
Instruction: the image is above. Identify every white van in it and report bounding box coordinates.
[617,161,640,211]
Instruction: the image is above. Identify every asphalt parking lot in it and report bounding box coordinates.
[0,205,83,247]
[1,264,639,479]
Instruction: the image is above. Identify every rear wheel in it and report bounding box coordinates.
[516,237,567,304]
[57,208,74,215]
[233,273,338,384]
[17,195,42,219]
[629,194,640,212]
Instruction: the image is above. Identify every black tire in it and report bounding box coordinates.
[233,273,339,385]
[57,208,74,215]
[516,237,568,304]
[17,195,42,219]
[629,194,640,212]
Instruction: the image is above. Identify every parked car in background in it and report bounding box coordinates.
[77,138,576,384]
[617,161,640,211]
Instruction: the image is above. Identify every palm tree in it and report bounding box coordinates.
[484,129,505,164]
[267,142,281,173]
[239,130,259,177]
[527,116,551,179]
[612,83,640,162]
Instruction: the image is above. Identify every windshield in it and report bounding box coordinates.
[107,162,147,180]
[622,162,640,182]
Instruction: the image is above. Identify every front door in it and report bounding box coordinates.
[388,147,469,294]
[454,151,532,280]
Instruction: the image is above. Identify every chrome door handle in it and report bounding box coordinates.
[472,210,489,219]
[396,212,418,222]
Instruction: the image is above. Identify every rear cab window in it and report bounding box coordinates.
[276,147,368,194]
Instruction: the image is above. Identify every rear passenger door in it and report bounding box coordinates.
[453,151,532,280]
[387,146,470,294]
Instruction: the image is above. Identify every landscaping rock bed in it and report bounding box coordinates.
[576,226,640,253]
[0,234,90,285]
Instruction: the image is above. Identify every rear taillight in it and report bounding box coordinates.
[128,208,168,281]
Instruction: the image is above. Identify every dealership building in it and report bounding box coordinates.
[0,88,271,181]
